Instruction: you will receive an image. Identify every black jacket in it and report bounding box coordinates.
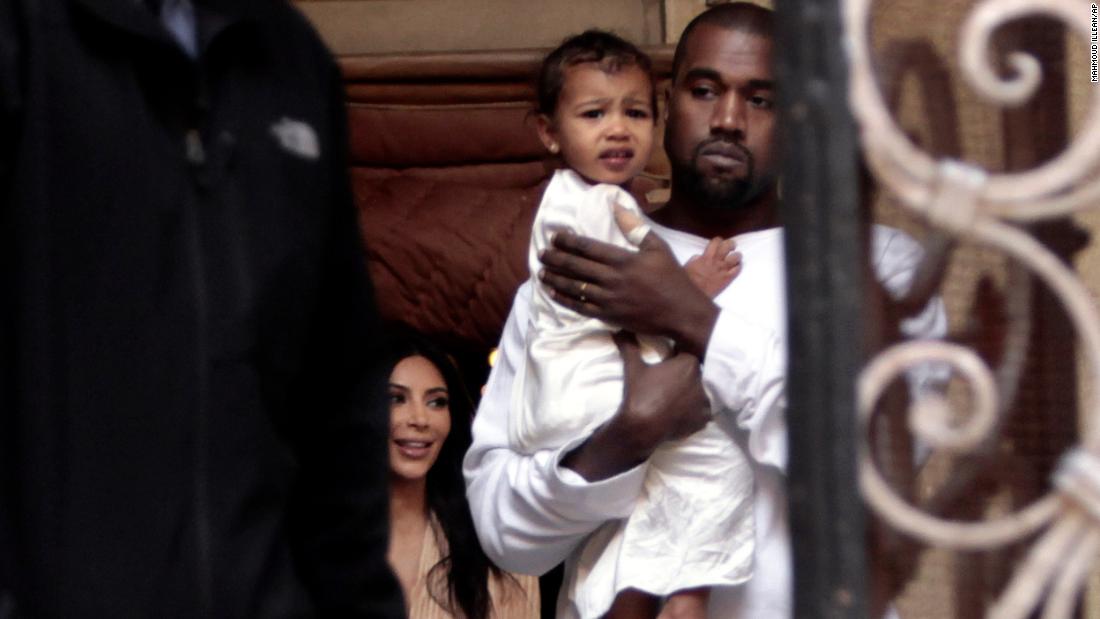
[0,0,403,616]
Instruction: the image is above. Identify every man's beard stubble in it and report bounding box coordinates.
[671,138,772,211]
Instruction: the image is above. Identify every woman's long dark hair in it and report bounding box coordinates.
[384,331,512,619]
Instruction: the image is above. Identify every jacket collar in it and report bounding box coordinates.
[67,0,165,43]
[67,0,259,50]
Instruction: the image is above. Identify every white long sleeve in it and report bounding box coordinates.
[511,169,665,453]
[463,282,649,575]
[463,220,947,618]
[483,172,754,618]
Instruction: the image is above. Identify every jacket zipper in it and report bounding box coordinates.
[185,137,213,616]
[186,58,213,613]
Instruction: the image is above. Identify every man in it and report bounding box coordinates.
[0,0,403,616]
[464,3,945,617]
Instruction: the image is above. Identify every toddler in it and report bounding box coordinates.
[509,30,753,619]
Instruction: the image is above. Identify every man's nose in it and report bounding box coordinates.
[711,92,746,137]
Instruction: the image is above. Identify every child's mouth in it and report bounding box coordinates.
[599,148,635,170]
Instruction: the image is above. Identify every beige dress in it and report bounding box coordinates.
[408,515,540,619]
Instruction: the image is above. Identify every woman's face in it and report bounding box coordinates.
[388,355,452,483]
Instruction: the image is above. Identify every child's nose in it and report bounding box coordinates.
[607,115,630,139]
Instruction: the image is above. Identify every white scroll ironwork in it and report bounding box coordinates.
[845,0,1100,617]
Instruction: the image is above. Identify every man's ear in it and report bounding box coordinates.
[535,114,559,154]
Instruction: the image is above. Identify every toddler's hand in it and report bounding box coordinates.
[684,237,741,298]
[613,203,651,246]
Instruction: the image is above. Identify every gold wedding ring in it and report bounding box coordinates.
[579,282,588,302]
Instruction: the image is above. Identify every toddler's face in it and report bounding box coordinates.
[540,63,655,186]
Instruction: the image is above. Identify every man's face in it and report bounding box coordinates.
[664,24,776,211]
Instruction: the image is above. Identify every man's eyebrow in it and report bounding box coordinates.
[682,67,722,82]
[680,69,775,92]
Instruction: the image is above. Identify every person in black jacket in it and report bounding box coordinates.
[0,0,404,617]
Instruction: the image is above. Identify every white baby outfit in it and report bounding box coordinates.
[509,168,753,619]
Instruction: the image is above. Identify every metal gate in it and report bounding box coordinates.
[777,0,1100,616]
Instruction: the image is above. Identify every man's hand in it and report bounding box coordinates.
[539,230,719,358]
[561,332,711,481]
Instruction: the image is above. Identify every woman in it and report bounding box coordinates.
[384,333,539,619]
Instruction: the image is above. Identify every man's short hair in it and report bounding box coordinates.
[670,2,775,82]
